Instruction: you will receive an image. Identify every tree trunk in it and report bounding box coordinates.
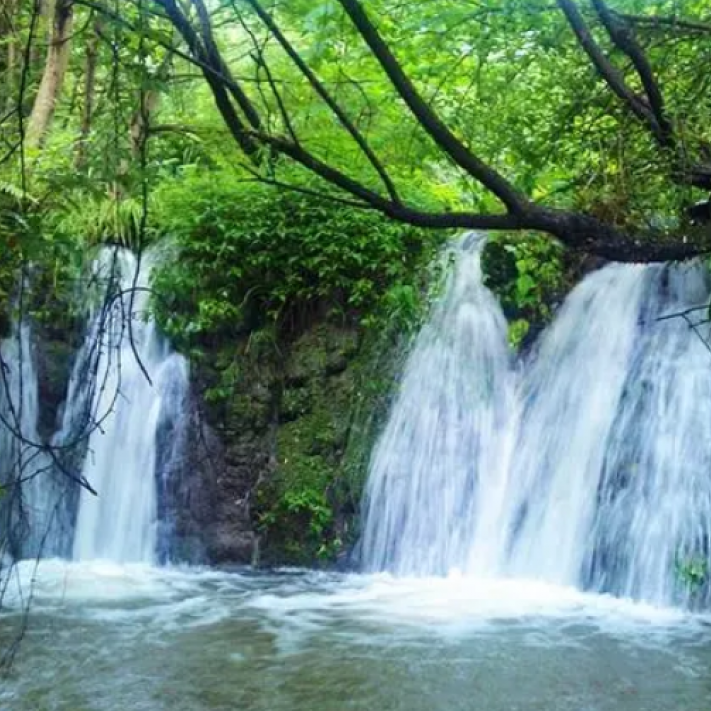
[75,17,101,169]
[1,0,17,111]
[129,51,172,159]
[26,0,74,149]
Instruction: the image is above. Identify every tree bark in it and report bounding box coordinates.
[75,16,100,169]
[26,0,74,149]
[1,0,17,111]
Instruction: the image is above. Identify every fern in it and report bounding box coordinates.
[55,193,156,251]
[0,180,37,204]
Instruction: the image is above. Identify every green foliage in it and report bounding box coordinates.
[53,194,154,252]
[675,555,709,590]
[481,233,570,348]
[151,169,445,347]
[257,483,335,562]
[0,189,83,335]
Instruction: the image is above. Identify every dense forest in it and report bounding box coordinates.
[1,0,711,567]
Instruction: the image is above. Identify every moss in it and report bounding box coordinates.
[255,326,358,564]
[280,388,312,422]
[252,317,407,566]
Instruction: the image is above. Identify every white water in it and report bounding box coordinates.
[360,241,516,575]
[361,238,711,607]
[4,559,711,711]
[0,323,61,558]
[70,249,189,563]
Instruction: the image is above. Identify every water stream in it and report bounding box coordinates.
[70,249,189,563]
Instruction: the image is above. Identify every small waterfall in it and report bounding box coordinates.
[359,239,516,575]
[503,264,652,585]
[70,248,189,563]
[0,324,66,558]
[361,237,711,607]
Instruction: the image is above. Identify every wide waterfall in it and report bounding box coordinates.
[360,237,711,607]
[70,249,189,563]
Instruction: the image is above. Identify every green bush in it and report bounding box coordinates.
[481,232,570,348]
[0,190,83,337]
[150,169,445,347]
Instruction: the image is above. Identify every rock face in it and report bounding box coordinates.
[159,394,265,564]
[166,319,401,567]
[25,309,399,567]
[35,337,75,441]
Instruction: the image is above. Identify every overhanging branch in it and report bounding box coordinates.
[590,0,674,147]
[336,0,525,214]
[243,0,401,203]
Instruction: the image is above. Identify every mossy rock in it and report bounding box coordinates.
[279,388,312,422]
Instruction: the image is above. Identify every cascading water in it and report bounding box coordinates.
[587,263,711,606]
[361,235,711,607]
[359,238,516,575]
[70,248,189,563]
[0,324,66,558]
[503,264,652,585]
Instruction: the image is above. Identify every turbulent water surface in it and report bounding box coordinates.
[2,561,711,711]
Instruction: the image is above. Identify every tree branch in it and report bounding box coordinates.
[556,0,662,134]
[336,0,525,213]
[153,0,260,157]
[619,13,711,36]
[190,0,262,131]
[590,0,674,148]
[243,0,401,204]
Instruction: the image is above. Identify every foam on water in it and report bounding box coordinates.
[4,560,702,641]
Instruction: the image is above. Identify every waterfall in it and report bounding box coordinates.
[359,239,516,575]
[0,324,69,558]
[361,236,711,607]
[70,248,189,563]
